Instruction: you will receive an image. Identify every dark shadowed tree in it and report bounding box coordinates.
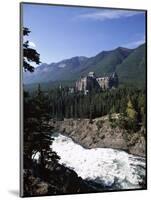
[24,85,60,168]
[23,28,60,195]
[23,27,40,72]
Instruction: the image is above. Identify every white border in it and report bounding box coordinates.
[0,0,150,199]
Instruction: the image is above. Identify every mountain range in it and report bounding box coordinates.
[23,43,146,88]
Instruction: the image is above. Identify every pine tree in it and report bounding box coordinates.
[23,27,40,72]
[24,85,60,168]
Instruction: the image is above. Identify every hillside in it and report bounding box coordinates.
[23,43,146,88]
[116,44,146,86]
[79,47,132,77]
[23,56,88,84]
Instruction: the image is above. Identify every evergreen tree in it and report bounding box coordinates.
[37,86,145,132]
[126,99,137,120]
[23,27,40,72]
[24,85,60,168]
[125,99,139,131]
[23,28,60,170]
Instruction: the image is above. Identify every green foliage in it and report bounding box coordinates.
[25,86,146,132]
[24,80,75,93]
[116,112,139,133]
[126,99,137,119]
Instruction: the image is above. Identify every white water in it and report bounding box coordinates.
[51,133,146,190]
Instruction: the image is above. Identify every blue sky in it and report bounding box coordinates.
[23,3,146,64]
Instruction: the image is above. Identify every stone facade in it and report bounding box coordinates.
[76,72,118,93]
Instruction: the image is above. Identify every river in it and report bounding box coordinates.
[51,133,146,190]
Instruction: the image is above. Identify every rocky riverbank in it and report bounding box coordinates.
[23,159,97,197]
[49,115,146,157]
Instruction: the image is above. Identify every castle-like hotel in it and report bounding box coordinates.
[75,72,118,94]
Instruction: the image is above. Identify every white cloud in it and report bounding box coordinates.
[28,41,36,48]
[125,36,145,48]
[76,9,143,21]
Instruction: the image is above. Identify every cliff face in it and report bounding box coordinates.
[49,115,146,157]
